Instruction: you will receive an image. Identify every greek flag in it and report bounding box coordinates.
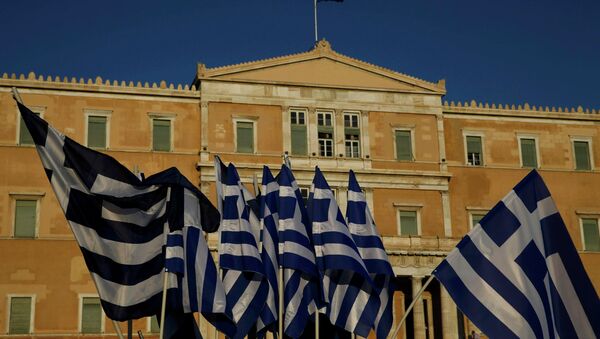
[278,164,321,338]
[256,166,280,337]
[309,167,380,337]
[346,170,395,339]
[17,102,232,330]
[219,163,269,339]
[433,170,600,338]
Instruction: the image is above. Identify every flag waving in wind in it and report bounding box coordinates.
[346,170,396,339]
[309,167,380,337]
[16,102,233,333]
[218,163,269,339]
[433,170,600,338]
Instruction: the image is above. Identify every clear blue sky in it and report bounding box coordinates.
[2,0,599,108]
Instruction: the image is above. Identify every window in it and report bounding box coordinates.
[398,210,419,236]
[317,111,334,157]
[519,137,538,168]
[344,113,360,158]
[465,135,483,166]
[395,130,413,161]
[87,115,108,149]
[573,140,591,170]
[152,118,172,152]
[9,296,33,334]
[19,111,42,146]
[149,315,160,333]
[470,212,487,230]
[81,297,103,333]
[14,199,37,238]
[290,109,307,156]
[236,120,255,153]
[581,218,600,251]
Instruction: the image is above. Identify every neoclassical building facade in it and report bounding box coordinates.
[0,40,598,338]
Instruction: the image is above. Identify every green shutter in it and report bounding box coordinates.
[19,112,40,145]
[236,122,254,153]
[82,297,102,333]
[88,116,107,149]
[15,200,36,238]
[9,297,32,334]
[150,315,160,333]
[574,141,591,170]
[400,211,418,235]
[520,138,537,168]
[291,125,307,155]
[466,136,482,154]
[582,218,600,251]
[395,130,412,160]
[471,213,485,227]
[153,119,171,152]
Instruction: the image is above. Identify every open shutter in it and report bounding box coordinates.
[14,200,36,238]
[9,297,31,334]
[88,116,107,148]
[395,130,412,160]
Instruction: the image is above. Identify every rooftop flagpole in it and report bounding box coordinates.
[314,0,318,42]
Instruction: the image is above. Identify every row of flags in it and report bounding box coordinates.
[17,100,599,339]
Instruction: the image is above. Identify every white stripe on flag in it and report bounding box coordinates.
[90,174,160,197]
[91,271,176,307]
[101,198,167,226]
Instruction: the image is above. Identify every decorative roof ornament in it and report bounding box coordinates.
[315,38,332,54]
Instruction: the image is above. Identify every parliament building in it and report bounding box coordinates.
[0,40,598,338]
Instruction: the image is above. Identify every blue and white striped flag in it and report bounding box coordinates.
[219,163,269,339]
[346,170,396,339]
[278,164,321,338]
[256,166,280,337]
[309,167,380,337]
[17,102,233,333]
[433,170,600,338]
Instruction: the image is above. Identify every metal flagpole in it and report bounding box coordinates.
[159,270,170,339]
[278,268,284,339]
[111,320,125,339]
[11,87,23,104]
[315,308,319,339]
[127,320,133,339]
[314,0,318,42]
[387,275,435,339]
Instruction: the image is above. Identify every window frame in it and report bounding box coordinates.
[84,109,111,149]
[289,108,308,156]
[16,106,45,146]
[343,111,361,158]
[395,207,421,236]
[579,216,600,252]
[78,294,105,334]
[7,294,35,334]
[233,118,257,154]
[11,193,44,239]
[463,132,485,166]
[393,128,415,162]
[468,209,489,230]
[571,136,593,171]
[149,113,175,152]
[316,110,335,158]
[517,134,540,169]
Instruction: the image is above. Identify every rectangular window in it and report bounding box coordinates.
[520,138,538,168]
[87,116,107,149]
[470,212,487,230]
[290,109,307,156]
[317,111,334,157]
[581,218,600,251]
[152,119,171,152]
[236,121,255,153]
[81,297,102,333]
[574,140,591,170]
[398,210,418,236]
[149,315,160,333]
[395,130,413,161]
[19,112,41,145]
[466,135,483,166]
[14,199,37,238]
[344,113,360,158]
[9,297,32,334]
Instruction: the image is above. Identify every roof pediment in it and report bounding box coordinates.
[197,40,445,94]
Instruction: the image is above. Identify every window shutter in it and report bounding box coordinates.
[82,297,102,333]
[153,119,171,152]
[471,214,485,227]
[400,211,418,235]
[19,112,40,145]
[150,315,160,333]
[582,219,600,251]
[395,130,412,160]
[236,122,254,153]
[466,136,482,154]
[88,116,107,148]
[15,200,36,238]
[520,138,537,168]
[574,141,591,170]
[9,297,31,334]
[291,125,307,155]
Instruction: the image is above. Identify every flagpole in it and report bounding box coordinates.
[11,87,23,105]
[315,309,319,339]
[314,0,318,42]
[278,267,284,338]
[111,320,125,339]
[159,270,169,339]
[388,275,435,339]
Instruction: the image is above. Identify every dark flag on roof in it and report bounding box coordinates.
[17,102,235,336]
